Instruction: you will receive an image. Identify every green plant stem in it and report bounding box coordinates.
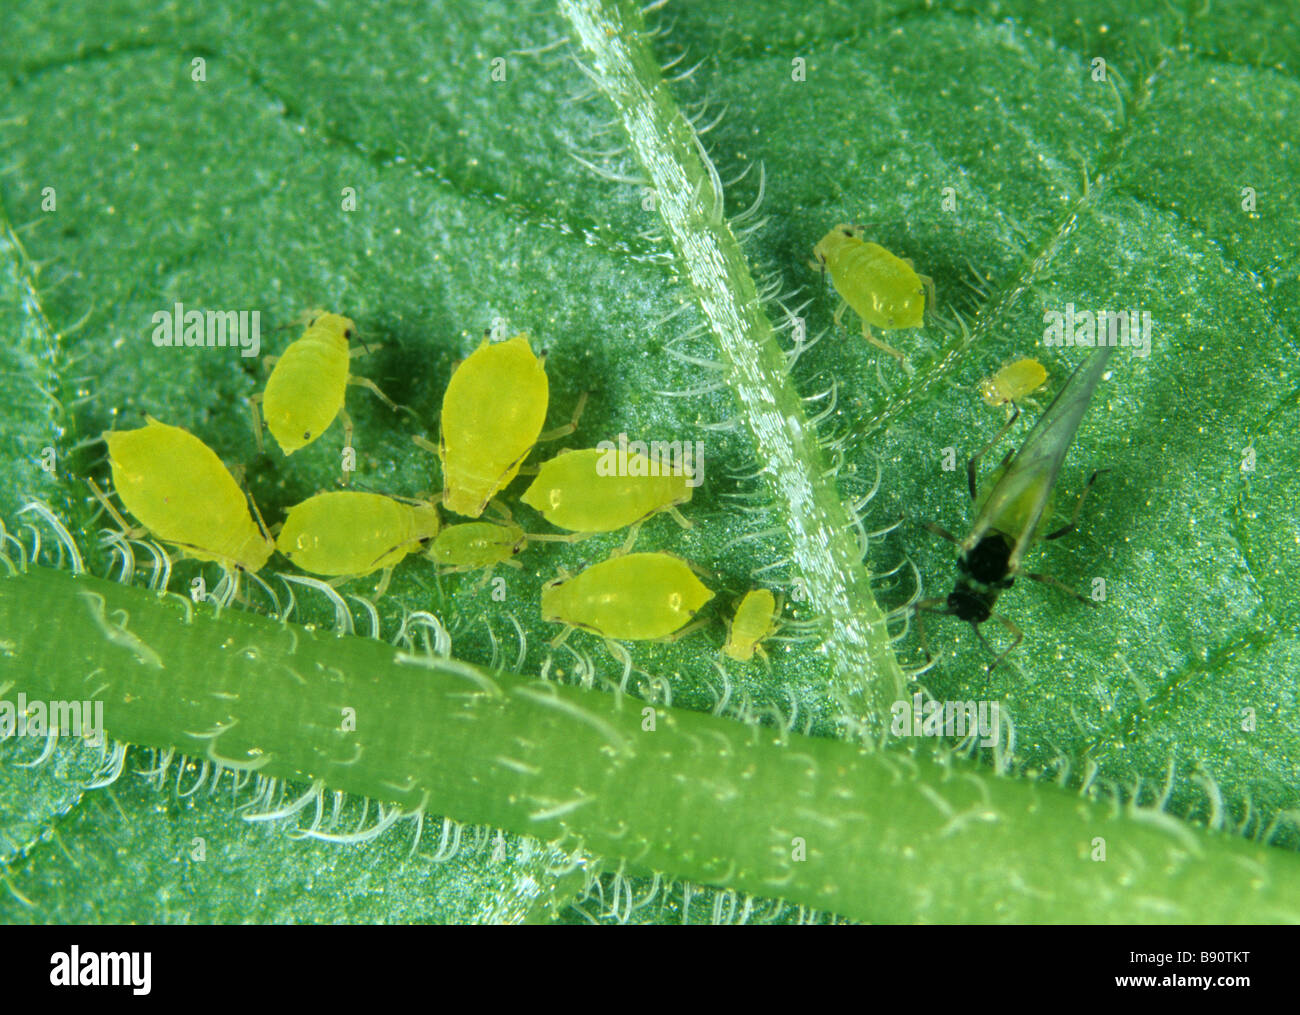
[559,0,905,730]
[4,565,1299,923]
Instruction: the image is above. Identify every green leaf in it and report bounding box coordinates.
[1,0,1297,923]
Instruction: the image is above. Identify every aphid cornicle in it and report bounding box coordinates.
[520,447,693,542]
[431,334,581,519]
[541,552,714,644]
[722,588,780,662]
[812,223,935,366]
[920,344,1115,672]
[101,416,274,572]
[276,491,440,586]
[980,357,1048,417]
[255,311,399,467]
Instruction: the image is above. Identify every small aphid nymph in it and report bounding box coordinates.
[980,357,1048,416]
[541,552,713,644]
[102,416,274,572]
[722,589,780,662]
[429,520,528,574]
[812,223,934,366]
[276,491,441,589]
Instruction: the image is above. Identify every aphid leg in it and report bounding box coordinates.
[1024,571,1099,608]
[911,597,950,665]
[860,323,909,367]
[658,616,711,644]
[348,342,384,359]
[549,625,575,648]
[982,614,1023,675]
[485,500,514,523]
[666,505,693,530]
[922,521,961,546]
[832,299,849,329]
[1045,468,1108,540]
[967,404,1021,500]
[347,374,404,415]
[373,567,393,600]
[248,393,266,454]
[537,391,589,443]
[85,478,145,539]
[527,530,586,545]
[262,354,280,371]
[468,567,497,593]
[617,520,645,555]
[245,486,274,544]
[412,433,440,456]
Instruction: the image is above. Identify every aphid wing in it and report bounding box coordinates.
[966,345,1115,570]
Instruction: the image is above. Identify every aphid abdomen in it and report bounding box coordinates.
[837,242,924,329]
[105,418,272,571]
[521,449,691,532]
[264,327,350,455]
[981,358,1047,409]
[541,552,713,640]
[278,492,428,576]
[430,521,525,570]
[723,588,778,661]
[960,532,1016,587]
[440,336,549,518]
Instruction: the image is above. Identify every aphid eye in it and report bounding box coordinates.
[343,329,352,339]
[303,431,311,440]
[841,227,854,237]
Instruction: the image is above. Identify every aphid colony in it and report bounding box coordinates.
[95,316,780,661]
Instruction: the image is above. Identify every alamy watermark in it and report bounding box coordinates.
[151,302,261,358]
[890,693,1000,748]
[596,432,705,488]
[0,693,104,742]
[1043,302,1151,358]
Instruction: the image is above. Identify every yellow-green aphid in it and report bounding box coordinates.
[980,357,1048,416]
[437,334,552,518]
[541,552,714,643]
[103,416,273,572]
[520,447,692,543]
[722,588,780,662]
[257,311,398,467]
[276,491,441,588]
[812,223,934,365]
[429,520,527,574]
